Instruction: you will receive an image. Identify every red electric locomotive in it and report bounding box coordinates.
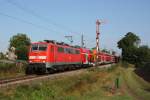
[26,40,92,74]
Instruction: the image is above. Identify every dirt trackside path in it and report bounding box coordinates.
[121,66,150,100]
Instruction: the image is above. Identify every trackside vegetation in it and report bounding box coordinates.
[0,61,26,79]
[0,64,135,100]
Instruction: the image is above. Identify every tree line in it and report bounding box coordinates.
[117,32,150,67]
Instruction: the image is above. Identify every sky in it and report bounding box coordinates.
[0,0,150,54]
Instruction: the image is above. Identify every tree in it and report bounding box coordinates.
[117,32,141,63]
[9,33,31,60]
[101,49,110,54]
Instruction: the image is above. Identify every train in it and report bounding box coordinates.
[26,40,119,74]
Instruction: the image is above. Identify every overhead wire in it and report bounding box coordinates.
[3,0,95,47]
[0,12,61,34]
[5,0,78,34]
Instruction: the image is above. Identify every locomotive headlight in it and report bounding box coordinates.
[43,61,45,63]
[29,56,36,59]
[29,60,32,63]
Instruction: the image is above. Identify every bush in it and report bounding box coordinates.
[0,61,27,74]
[0,63,15,71]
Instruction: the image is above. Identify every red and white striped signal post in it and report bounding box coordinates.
[96,19,100,65]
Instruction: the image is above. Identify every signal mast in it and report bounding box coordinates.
[96,19,101,65]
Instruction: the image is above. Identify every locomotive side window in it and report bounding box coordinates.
[58,47,64,53]
[72,49,75,54]
[64,48,80,54]
[65,48,70,53]
[65,48,71,54]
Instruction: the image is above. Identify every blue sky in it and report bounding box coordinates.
[0,0,150,54]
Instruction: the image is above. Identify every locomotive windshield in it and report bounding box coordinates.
[31,44,47,51]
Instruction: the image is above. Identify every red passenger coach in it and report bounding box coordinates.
[26,40,82,74]
[91,49,117,65]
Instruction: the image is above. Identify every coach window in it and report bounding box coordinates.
[70,49,73,54]
[72,49,75,54]
[73,49,76,54]
[75,50,80,54]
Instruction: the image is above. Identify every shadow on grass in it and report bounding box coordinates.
[134,62,150,83]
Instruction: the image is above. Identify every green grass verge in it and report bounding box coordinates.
[0,64,133,100]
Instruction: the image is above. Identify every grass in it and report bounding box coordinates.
[0,64,134,100]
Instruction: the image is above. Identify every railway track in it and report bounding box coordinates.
[0,75,38,87]
[0,69,84,88]
[0,75,37,84]
[0,64,113,88]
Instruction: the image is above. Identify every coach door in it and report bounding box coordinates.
[85,53,88,64]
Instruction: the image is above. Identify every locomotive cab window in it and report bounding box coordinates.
[39,44,47,51]
[31,44,38,51]
[31,44,47,51]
